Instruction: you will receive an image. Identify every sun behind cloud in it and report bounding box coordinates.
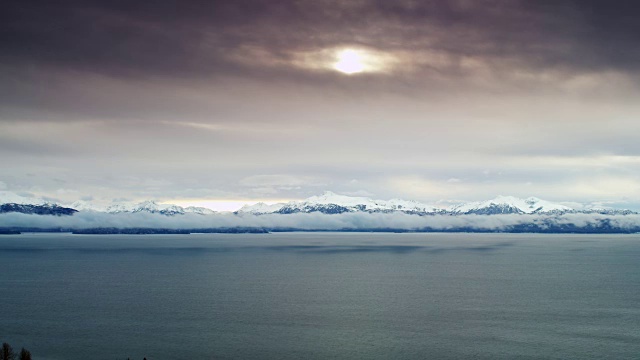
[334,49,366,74]
[331,48,392,75]
[237,46,397,75]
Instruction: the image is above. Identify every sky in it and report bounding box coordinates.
[2,0,640,211]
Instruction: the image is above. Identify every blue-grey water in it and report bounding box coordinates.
[1,233,639,359]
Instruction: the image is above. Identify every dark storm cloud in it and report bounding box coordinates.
[2,0,640,79]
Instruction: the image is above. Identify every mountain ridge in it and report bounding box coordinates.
[0,190,636,216]
[236,191,635,216]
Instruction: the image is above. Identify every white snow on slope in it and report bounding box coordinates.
[237,191,440,214]
[65,200,106,212]
[237,202,286,214]
[105,200,214,215]
[448,195,572,214]
[183,206,216,215]
[2,190,632,216]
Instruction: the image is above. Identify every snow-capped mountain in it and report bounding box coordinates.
[65,200,107,212]
[105,200,215,215]
[237,202,286,215]
[0,191,78,216]
[183,206,216,215]
[444,196,633,216]
[236,192,578,216]
[237,191,441,215]
[0,190,635,217]
[0,203,78,216]
[0,192,215,216]
[448,195,572,215]
[236,192,636,216]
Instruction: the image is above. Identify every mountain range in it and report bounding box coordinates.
[236,191,633,216]
[0,190,634,216]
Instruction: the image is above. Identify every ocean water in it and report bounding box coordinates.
[0,233,639,359]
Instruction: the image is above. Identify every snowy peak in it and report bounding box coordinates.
[235,193,600,216]
[237,191,441,215]
[449,195,572,215]
[0,195,216,216]
[304,191,370,206]
[65,200,106,212]
[105,200,214,215]
[0,191,79,215]
[134,201,185,215]
[0,202,77,216]
[294,191,441,214]
[183,206,216,215]
[0,190,635,217]
[91,194,634,216]
[237,202,285,215]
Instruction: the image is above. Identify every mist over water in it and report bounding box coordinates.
[1,233,639,359]
[4,211,640,233]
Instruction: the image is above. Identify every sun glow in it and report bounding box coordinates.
[292,47,394,74]
[334,49,367,74]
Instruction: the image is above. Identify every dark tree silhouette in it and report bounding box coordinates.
[1,343,15,360]
[18,348,31,360]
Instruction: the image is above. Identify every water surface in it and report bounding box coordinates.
[1,233,639,359]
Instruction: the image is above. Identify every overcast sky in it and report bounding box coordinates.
[2,0,640,210]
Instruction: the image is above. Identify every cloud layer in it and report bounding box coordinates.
[2,212,640,233]
[2,1,640,209]
[4,1,640,78]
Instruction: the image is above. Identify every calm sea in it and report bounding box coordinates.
[0,233,639,359]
